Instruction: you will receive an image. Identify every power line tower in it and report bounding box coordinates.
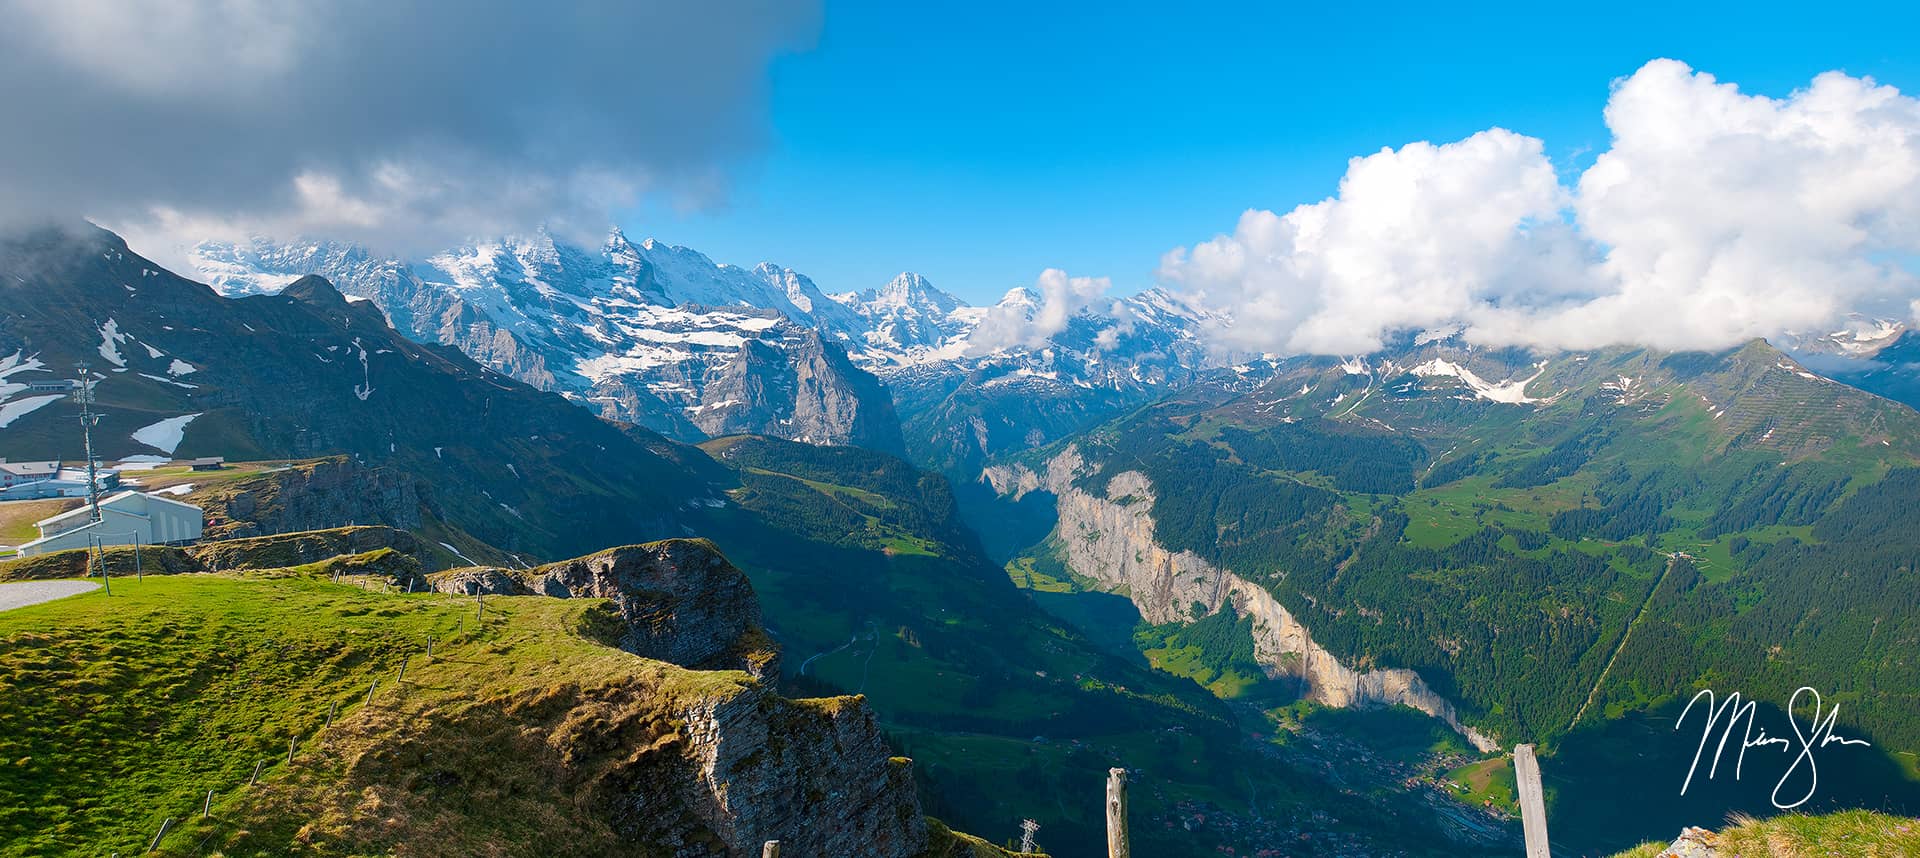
[73,361,103,524]
[1018,819,1039,854]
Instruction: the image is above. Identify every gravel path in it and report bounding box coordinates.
[0,580,100,613]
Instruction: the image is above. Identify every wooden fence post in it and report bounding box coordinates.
[147,817,175,853]
[203,789,213,818]
[762,841,780,857]
[1515,743,1551,858]
[1106,767,1129,858]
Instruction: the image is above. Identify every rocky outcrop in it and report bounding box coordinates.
[0,525,429,582]
[652,686,926,856]
[196,457,422,542]
[990,446,1500,752]
[189,524,428,572]
[430,539,779,680]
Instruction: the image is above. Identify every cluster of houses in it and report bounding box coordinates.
[0,457,214,557]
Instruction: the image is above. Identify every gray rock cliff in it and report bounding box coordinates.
[988,445,1500,751]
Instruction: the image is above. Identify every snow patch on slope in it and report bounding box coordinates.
[97,319,128,367]
[131,413,203,454]
[1411,359,1551,404]
[0,395,64,428]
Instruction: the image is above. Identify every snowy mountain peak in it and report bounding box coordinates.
[995,286,1039,311]
[872,272,962,314]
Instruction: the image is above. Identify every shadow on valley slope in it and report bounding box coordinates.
[1544,696,1920,856]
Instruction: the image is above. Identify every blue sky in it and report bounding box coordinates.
[625,1,1920,304]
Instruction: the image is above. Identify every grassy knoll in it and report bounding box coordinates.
[1607,809,1920,857]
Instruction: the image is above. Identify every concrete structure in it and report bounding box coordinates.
[16,490,203,556]
[0,459,59,490]
[0,465,120,501]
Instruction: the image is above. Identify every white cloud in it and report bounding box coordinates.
[967,268,1114,353]
[1160,60,1920,355]
[0,0,821,254]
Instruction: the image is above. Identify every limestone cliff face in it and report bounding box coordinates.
[430,539,779,681]
[988,447,1501,752]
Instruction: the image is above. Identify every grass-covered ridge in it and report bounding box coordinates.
[0,563,1011,857]
[1607,809,1920,857]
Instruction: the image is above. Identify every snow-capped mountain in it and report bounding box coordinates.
[190,229,904,451]
[186,229,1227,474]
[1774,314,1909,361]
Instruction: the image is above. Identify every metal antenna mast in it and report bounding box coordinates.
[74,361,102,523]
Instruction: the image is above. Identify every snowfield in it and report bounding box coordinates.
[130,413,203,454]
[0,394,64,428]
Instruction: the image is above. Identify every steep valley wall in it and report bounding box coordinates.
[988,446,1499,752]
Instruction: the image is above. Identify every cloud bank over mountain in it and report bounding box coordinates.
[1159,59,1920,355]
[0,0,820,255]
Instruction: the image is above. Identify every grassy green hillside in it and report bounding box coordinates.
[1607,809,1920,857]
[0,565,1017,857]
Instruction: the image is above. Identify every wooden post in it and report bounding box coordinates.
[396,656,409,685]
[762,842,779,858]
[366,678,379,707]
[326,700,338,728]
[287,735,298,765]
[1514,743,1551,858]
[203,789,213,818]
[426,635,434,658]
[1105,767,1129,858]
[147,816,175,852]
[249,759,265,785]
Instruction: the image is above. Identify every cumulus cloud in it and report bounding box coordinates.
[1160,60,1920,355]
[0,0,820,257]
[967,268,1114,353]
